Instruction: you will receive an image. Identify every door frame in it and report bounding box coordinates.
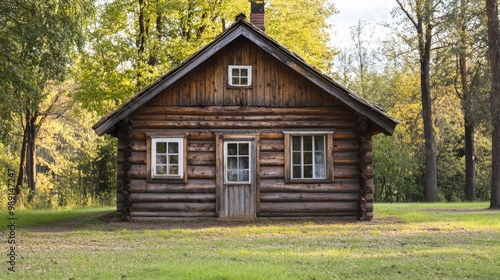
[215,132,260,218]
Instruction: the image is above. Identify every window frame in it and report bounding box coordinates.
[146,134,187,182]
[223,141,252,184]
[283,131,334,183]
[228,65,252,87]
[291,135,327,180]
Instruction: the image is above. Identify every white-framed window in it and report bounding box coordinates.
[291,135,326,179]
[228,65,252,87]
[224,141,251,184]
[151,138,184,178]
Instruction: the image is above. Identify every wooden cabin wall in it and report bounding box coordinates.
[114,105,374,220]
[114,36,375,220]
[117,130,217,220]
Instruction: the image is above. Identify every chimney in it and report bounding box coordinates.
[250,0,265,32]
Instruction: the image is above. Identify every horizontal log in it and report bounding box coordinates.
[365,202,374,212]
[132,132,147,141]
[118,141,146,152]
[333,141,372,152]
[333,131,357,140]
[131,130,215,141]
[334,152,357,159]
[118,151,146,165]
[187,152,215,166]
[261,140,284,151]
[135,106,354,117]
[131,114,354,122]
[128,179,215,193]
[133,202,216,212]
[132,217,216,221]
[131,120,351,130]
[114,192,192,204]
[333,141,359,152]
[260,201,359,213]
[333,157,357,165]
[260,151,284,166]
[259,132,284,140]
[130,193,215,203]
[260,192,358,202]
[260,179,360,193]
[334,156,373,166]
[188,141,216,152]
[118,165,146,179]
[260,166,284,179]
[334,167,360,179]
[259,212,358,218]
[187,131,215,141]
[131,211,216,218]
[364,211,373,221]
[187,165,216,179]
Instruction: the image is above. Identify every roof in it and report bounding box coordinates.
[93,14,400,136]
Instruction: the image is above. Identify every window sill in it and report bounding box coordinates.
[286,178,333,184]
[148,177,185,184]
[227,85,253,89]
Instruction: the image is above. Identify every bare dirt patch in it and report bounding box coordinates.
[28,210,382,232]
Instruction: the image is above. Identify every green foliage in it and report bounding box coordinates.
[374,132,423,202]
[0,0,94,111]
[74,0,337,114]
[74,0,248,114]
[0,0,96,204]
[265,0,338,74]
[35,99,117,208]
[337,0,493,203]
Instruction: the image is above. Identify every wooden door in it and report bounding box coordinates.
[217,136,257,219]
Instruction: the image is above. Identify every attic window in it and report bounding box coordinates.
[228,65,252,87]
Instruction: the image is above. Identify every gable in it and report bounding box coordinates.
[147,37,339,108]
[93,18,399,136]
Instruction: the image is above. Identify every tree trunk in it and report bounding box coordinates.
[136,0,147,88]
[15,120,28,203]
[486,0,500,208]
[27,113,37,203]
[419,17,438,202]
[464,122,476,201]
[459,24,476,201]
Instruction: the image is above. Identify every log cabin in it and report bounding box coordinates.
[93,3,399,221]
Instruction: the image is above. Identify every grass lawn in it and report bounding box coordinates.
[1,203,499,279]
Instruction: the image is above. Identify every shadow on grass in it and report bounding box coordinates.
[26,210,371,233]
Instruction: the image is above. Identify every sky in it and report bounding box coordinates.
[329,0,397,49]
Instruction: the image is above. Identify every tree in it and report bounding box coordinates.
[485,0,500,208]
[0,0,94,203]
[445,0,490,201]
[350,20,371,98]
[75,0,338,114]
[394,0,440,202]
[74,0,249,114]
[265,0,337,73]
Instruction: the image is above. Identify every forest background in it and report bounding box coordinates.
[0,0,498,209]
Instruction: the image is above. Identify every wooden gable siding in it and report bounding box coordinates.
[147,37,338,108]
[116,106,374,220]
